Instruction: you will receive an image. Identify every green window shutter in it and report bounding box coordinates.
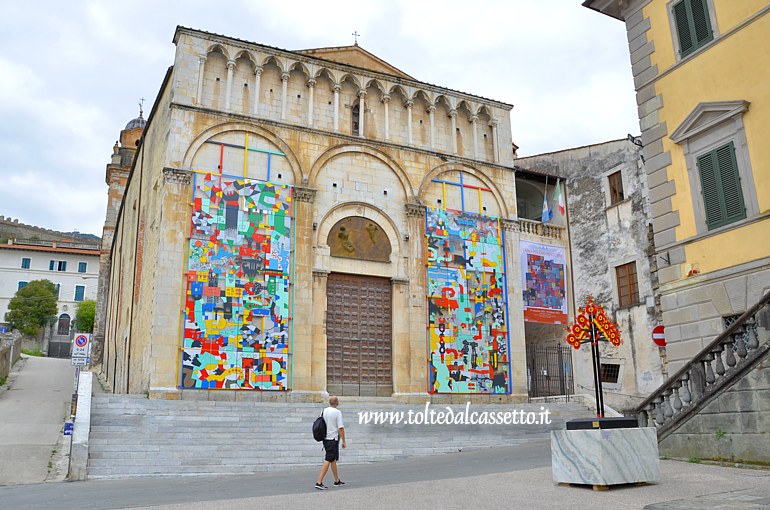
[697,151,723,229]
[673,1,694,56]
[690,0,713,47]
[698,142,747,231]
[716,142,746,224]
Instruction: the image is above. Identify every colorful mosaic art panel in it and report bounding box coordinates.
[426,208,510,394]
[180,173,292,390]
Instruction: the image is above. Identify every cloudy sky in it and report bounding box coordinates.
[0,0,637,236]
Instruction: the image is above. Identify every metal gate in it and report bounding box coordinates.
[48,336,71,358]
[326,273,393,396]
[526,345,574,398]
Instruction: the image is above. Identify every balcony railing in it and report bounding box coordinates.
[518,218,563,240]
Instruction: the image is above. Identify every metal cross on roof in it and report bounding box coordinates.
[352,31,360,45]
[138,97,145,117]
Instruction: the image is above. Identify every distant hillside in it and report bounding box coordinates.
[0,215,101,247]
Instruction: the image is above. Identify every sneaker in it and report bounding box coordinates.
[333,480,346,487]
[314,483,327,491]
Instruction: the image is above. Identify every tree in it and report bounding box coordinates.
[5,280,58,336]
[74,299,96,333]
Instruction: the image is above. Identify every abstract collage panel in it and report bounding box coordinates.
[181,173,292,390]
[426,207,510,394]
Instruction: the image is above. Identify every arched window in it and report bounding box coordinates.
[516,180,544,221]
[57,314,71,336]
[351,101,360,136]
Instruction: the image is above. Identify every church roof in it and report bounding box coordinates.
[296,44,414,80]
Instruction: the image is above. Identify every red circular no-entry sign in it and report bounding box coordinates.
[652,325,666,347]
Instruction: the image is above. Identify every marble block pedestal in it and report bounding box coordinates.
[551,427,660,486]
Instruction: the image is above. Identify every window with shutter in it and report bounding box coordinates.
[615,262,640,307]
[697,142,746,230]
[672,0,713,57]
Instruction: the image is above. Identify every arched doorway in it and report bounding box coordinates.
[326,273,392,397]
[57,314,71,336]
[324,215,394,396]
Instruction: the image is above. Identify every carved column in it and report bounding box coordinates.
[406,100,414,145]
[428,104,436,150]
[253,66,263,116]
[449,109,458,154]
[307,78,316,128]
[292,186,317,393]
[470,115,479,160]
[196,54,206,105]
[332,84,340,132]
[280,72,290,120]
[225,60,235,111]
[357,90,367,138]
[491,119,500,163]
[382,94,390,141]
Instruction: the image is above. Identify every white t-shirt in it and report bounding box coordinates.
[322,406,344,441]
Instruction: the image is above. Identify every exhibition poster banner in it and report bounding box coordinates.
[521,241,568,324]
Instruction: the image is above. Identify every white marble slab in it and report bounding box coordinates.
[551,427,660,486]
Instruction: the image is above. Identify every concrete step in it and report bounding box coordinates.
[86,396,592,478]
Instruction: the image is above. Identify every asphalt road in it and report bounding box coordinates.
[0,439,552,509]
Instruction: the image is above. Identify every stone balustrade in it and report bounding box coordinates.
[635,290,770,440]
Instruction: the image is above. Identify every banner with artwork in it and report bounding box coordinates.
[425,207,510,394]
[520,241,568,324]
[180,173,292,390]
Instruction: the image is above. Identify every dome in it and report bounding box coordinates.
[125,115,146,130]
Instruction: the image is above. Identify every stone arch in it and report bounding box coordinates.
[316,201,404,258]
[433,95,453,153]
[388,84,408,98]
[262,54,288,73]
[203,47,228,110]
[233,49,257,67]
[205,43,230,61]
[232,53,256,115]
[181,122,304,183]
[365,78,386,95]
[308,144,413,199]
[419,162,510,217]
[340,73,362,90]
[290,61,311,78]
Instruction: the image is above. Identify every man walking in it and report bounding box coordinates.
[315,395,346,490]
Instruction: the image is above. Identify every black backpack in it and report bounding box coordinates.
[312,410,327,442]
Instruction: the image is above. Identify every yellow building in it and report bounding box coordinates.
[585,0,770,372]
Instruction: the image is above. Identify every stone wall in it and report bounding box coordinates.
[518,139,665,411]
[659,356,770,464]
[0,332,22,383]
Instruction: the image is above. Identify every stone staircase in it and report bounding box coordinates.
[87,396,593,479]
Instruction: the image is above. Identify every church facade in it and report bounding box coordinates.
[98,26,569,402]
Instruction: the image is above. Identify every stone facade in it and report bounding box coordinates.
[99,27,568,402]
[518,139,665,411]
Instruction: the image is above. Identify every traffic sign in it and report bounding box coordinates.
[652,325,666,347]
[71,357,89,366]
[72,334,90,358]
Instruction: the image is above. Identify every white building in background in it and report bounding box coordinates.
[0,240,100,335]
